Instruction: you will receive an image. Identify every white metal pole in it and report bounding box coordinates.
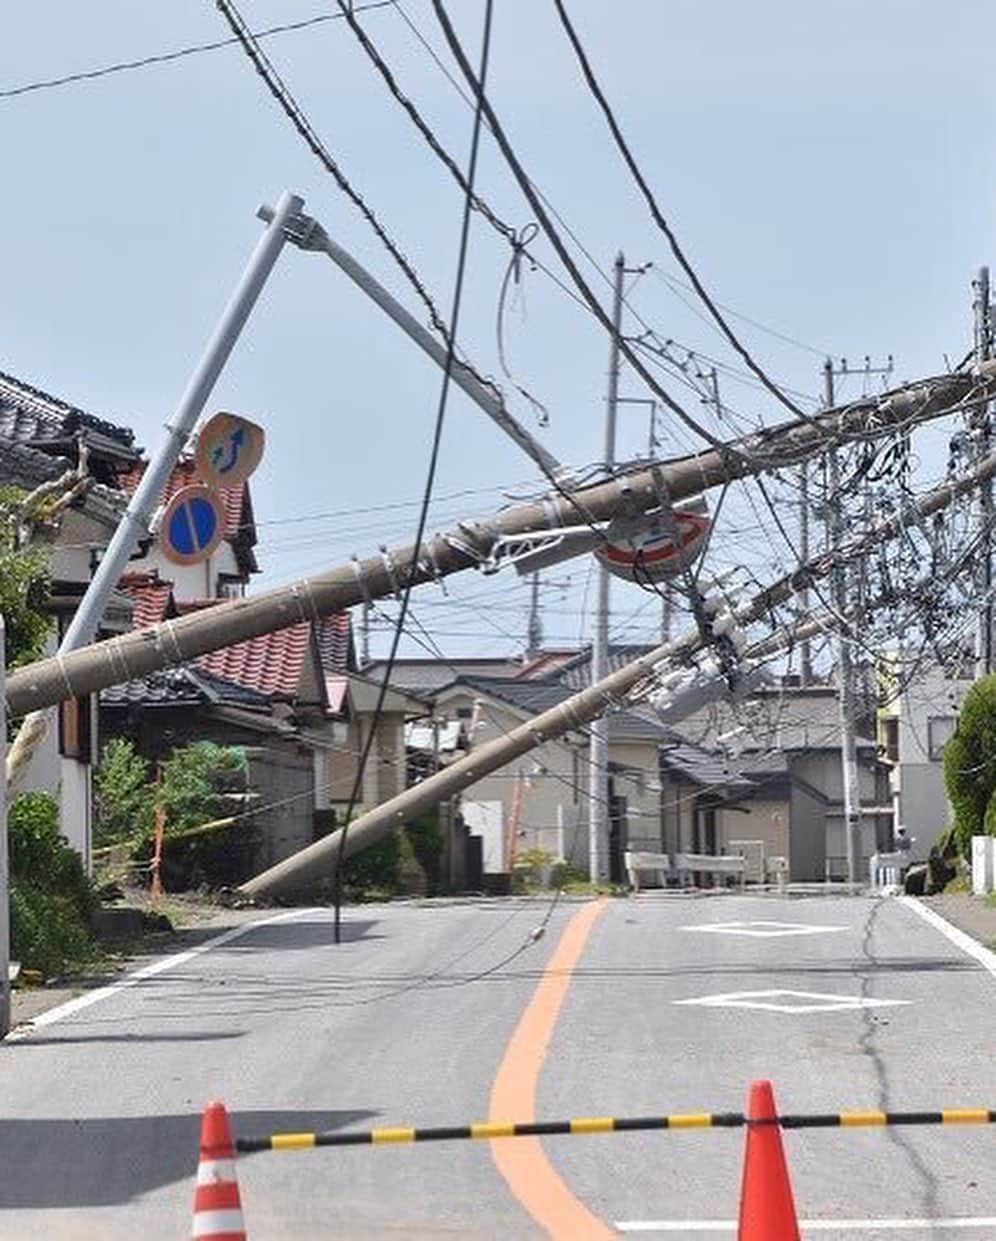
[258,205,567,483]
[589,253,624,881]
[60,190,303,650]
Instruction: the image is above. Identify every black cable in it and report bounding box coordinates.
[428,0,729,456]
[331,0,496,944]
[550,0,825,432]
[0,3,394,101]
[215,0,454,346]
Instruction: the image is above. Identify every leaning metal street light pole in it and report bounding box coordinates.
[5,191,304,815]
[257,203,567,482]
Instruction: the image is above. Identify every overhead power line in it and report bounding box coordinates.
[0,3,394,101]
[549,0,823,430]
[427,0,726,453]
[331,0,496,940]
[215,0,454,346]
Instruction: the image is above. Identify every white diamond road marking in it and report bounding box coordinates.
[674,989,911,1014]
[679,920,847,938]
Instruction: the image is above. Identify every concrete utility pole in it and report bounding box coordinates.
[526,572,543,658]
[824,359,863,886]
[1,617,9,1038]
[974,266,994,676]
[238,443,996,898]
[799,462,813,683]
[6,365,994,719]
[589,252,625,881]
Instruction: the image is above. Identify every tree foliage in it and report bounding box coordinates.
[158,742,247,836]
[93,737,154,846]
[0,485,52,670]
[94,738,248,846]
[942,674,996,853]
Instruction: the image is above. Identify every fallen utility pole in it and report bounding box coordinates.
[5,365,993,719]
[239,444,996,897]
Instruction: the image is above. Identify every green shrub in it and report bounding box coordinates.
[158,742,246,836]
[8,791,96,974]
[343,829,402,899]
[94,737,153,846]
[943,675,996,854]
[406,815,443,892]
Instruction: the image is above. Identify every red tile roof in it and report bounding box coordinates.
[198,620,314,699]
[119,571,175,628]
[120,569,352,703]
[316,611,353,674]
[119,458,248,540]
[516,648,582,680]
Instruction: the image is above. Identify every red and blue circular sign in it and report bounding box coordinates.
[160,484,227,566]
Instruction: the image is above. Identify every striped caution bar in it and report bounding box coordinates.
[234,1108,996,1152]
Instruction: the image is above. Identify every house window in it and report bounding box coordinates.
[927,716,956,762]
[59,696,92,761]
[456,706,473,719]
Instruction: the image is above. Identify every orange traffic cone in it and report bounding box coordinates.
[191,1100,247,1241]
[737,1080,800,1241]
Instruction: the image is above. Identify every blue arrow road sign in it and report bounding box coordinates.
[160,485,226,566]
[211,425,245,476]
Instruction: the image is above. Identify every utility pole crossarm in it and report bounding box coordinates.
[5,366,994,719]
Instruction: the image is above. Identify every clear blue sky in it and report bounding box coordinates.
[2,2,995,659]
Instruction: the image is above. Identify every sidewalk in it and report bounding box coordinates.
[921,891,996,951]
[9,896,267,1031]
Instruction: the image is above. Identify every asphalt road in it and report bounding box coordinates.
[1,893,995,1239]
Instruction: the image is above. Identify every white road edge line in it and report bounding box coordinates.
[615,1219,996,1233]
[5,907,319,1041]
[898,895,996,979]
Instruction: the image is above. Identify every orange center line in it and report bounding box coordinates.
[488,898,614,1240]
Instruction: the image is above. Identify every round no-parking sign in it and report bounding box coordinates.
[160,484,227,566]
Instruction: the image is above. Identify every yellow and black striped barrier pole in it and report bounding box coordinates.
[235,1108,996,1152]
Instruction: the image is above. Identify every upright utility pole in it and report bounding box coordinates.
[589,252,625,881]
[360,600,371,668]
[825,359,863,886]
[799,462,813,683]
[526,572,543,658]
[975,266,994,676]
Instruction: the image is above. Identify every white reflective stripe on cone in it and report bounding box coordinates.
[191,1208,246,1238]
[196,1159,237,1186]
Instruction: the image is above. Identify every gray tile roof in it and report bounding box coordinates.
[364,657,524,696]
[553,644,658,691]
[454,675,672,744]
[100,666,272,711]
[0,370,136,452]
[0,438,66,487]
[658,733,757,793]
